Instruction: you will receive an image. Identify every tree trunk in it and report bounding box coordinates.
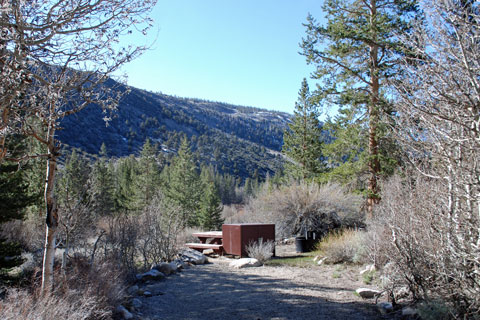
[41,112,59,293]
[367,0,381,217]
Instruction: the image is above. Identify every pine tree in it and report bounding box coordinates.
[162,137,202,227]
[89,143,115,217]
[135,139,162,209]
[282,78,324,180]
[0,136,36,274]
[57,149,91,210]
[114,155,140,213]
[198,169,224,230]
[300,0,419,214]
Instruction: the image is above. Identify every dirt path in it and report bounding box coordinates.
[136,248,386,320]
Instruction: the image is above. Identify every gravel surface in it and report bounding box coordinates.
[137,246,387,320]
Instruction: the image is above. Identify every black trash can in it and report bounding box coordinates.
[295,236,307,253]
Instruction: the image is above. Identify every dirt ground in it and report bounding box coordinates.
[137,244,389,320]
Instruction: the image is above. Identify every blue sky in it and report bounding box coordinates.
[119,0,325,114]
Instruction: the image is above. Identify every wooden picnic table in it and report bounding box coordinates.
[185,231,224,254]
[191,231,223,244]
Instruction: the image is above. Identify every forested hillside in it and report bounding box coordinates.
[57,80,289,180]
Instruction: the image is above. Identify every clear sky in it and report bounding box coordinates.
[118,0,325,114]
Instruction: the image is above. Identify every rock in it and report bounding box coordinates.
[115,305,133,320]
[402,306,418,317]
[168,261,179,273]
[180,249,208,265]
[203,248,215,255]
[355,288,381,299]
[143,291,153,297]
[317,257,328,265]
[229,258,262,269]
[173,259,188,270]
[136,269,166,282]
[360,264,376,275]
[152,262,175,275]
[377,302,393,315]
[127,285,139,296]
[131,298,142,311]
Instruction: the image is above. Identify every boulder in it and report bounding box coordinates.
[229,258,262,269]
[152,262,176,275]
[180,249,208,265]
[173,259,188,270]
[115,305,133,320]
[135,269,166,282]
[131,298,142,311]
[355,287,381,299]
[127,285,139,296]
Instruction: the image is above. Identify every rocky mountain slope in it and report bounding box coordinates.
[57,80,290,180]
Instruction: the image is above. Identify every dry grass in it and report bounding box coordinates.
[0,288,111,320]
[245,239,275,263]
[0,256,126,320]
[316,229,367,265]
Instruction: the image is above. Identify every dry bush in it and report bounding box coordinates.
[176,227,204,246]
[137,194,183,266]
[221,205,248,224]
[99,193,183,273]
[0,252,128,319]
[374,174,479,316]
[60,256,126,309]
[245,181,363,239]
[245,239,274,263]
[0,288,111,320]
[0,216,44,253]
[316,229,367,264]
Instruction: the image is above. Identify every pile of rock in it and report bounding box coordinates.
[115,249,208,320]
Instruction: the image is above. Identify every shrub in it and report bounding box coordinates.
[0,288,110,320]
[373,174,479,317]
[99,192,183,273]
[245,181,363,239]
[245,239,274,264]
[316,229,367,264]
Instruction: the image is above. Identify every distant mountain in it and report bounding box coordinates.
[57,80,290,180]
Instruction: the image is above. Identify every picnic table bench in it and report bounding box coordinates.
[185,231,224,254]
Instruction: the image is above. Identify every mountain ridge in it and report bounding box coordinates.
[57,80,290,180]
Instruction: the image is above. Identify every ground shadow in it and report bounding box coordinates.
[138,263,389,320]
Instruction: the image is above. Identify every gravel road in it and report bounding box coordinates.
[136,247,387,320]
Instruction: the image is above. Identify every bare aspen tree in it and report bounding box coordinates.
[389,0,480,314]
[0,0,156,292]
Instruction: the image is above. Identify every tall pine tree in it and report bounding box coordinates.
[282,78,324,180]
[301,0,419,214]
[89,143,115,217]
[162,137,202,227]
[135,139,162,209]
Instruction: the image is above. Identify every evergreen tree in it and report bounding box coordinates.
[0,137,36,274]
[300,0,419,214]
[114,155,140,213]
[198,168,224,230]
[135,139,162,209]
[282,78,324,180]
[89,143,115,216]
[57,149,91,210]
[162,137,202,227]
